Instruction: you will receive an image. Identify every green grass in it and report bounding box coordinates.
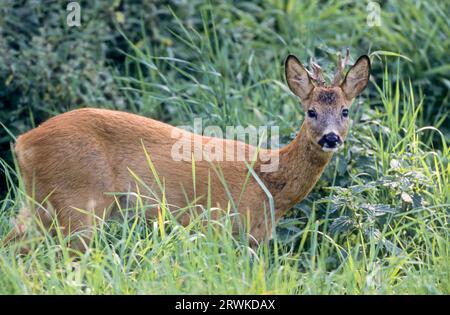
[0,0,449,294]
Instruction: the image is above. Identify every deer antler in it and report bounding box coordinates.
[332,48,350,86]
[306,57,326,86]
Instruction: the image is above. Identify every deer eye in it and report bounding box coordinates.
[307,109,317,119]
[342,108,349,118]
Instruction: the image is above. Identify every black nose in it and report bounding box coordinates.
[319,133,341,148]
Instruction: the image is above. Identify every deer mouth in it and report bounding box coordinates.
[318,132,342,152]
[321,145,341,152]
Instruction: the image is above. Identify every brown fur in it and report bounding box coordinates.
[317,90,337,105]
[3,54,370,252]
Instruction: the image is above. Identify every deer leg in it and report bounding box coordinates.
[56,195,115,255]
[1,205,52,254]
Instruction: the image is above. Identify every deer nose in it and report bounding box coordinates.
[319,132,341,148]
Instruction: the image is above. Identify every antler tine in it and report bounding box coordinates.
[312,62,326,86]
[305,57,315,78]
[332,52,343,85]
[308,57,326,86]
[343,47,350,66]
[332,48,350,86]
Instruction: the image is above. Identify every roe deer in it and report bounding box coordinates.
[3,51,370,252]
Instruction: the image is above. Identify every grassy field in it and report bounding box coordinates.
[0,0,449,294]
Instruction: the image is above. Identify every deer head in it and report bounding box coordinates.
[285,50,370,152]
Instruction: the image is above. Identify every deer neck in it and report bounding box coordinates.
[256,123,333,215]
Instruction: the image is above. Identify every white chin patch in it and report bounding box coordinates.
[322,146,339,152]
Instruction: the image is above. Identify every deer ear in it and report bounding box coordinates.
[341,55,370,100]
[285,55,314,102]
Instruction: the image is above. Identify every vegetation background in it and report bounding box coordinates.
[0,0,448,294]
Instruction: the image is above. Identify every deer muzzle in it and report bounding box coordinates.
[318,132,342,152]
